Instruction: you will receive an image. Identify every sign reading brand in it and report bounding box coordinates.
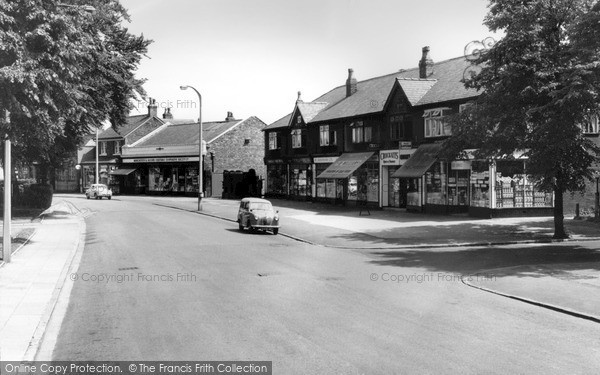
[451,160,472,170]
[123,157,199,163]
[400,141,412,149]
[380,150,400,166]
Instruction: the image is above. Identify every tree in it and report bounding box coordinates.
[444,0,600,239]
[0,0,151,178]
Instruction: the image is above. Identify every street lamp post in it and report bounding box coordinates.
[595,175,599,220]
[180,85,203,211]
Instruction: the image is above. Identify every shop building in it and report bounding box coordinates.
[121,113,266,197]
[78,98,170,193]
[263,46,558,216]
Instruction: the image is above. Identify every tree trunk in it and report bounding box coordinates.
[553,186,568,239]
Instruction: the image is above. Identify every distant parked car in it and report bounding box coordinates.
[85,184,112,200]
[237,197,280,235]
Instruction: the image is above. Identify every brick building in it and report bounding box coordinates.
[120,112,266,197]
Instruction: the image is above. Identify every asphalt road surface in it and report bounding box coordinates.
[51,196,600,374]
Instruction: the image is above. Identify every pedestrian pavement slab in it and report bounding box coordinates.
[0,210,83,361]
[466,264,600,322]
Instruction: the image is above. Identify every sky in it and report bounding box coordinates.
[119,0,496,125]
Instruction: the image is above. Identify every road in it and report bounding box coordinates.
[51,195,600,374]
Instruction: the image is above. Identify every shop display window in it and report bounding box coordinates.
[495,161,553,208]
[447,168,469,206]
[470,161,490,207]
[267,165,287,195]
[425,162,446,205]
[290,165,310,197]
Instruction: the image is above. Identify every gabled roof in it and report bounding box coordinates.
[133,118,256,147]
[396,78,437,106]
[98,114,166,140]
[265,53,480,129]
[296,102,329,123]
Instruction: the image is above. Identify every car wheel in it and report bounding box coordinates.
[108,196,111,200]
[238,222,244,231]
[86,195,89,200]
[273,228,279,235]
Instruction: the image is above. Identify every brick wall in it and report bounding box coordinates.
[208,116,266,178]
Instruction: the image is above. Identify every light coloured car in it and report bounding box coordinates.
[237,197,280,235]
[85,184,113,200]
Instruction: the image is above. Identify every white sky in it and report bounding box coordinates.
[120,0,495,124]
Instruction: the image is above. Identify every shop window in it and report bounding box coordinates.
[351,121,372,144]
[291,129,303,148]
[423,108,452,138]
[316,163,338,199]
[470,161,490,208]
[268,132,280,150]
[267,165,287,195]
[425,162,446,205]
[495,161,552,208]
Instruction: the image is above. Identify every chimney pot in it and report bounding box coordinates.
[419,46,434,78]
[225,111,235,121]
[297,91,302,103]
[148,97,158,117]
[162,107,173,119]
[346,68,357,97]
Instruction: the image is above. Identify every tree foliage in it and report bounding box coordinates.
[0,0,151,167]
[444,0,600,238]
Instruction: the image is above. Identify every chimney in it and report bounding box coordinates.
[147,98,158,117]
[225,111,235,121]
[346,68,357,97]
[419,46,434,78]
[162,107,173,119]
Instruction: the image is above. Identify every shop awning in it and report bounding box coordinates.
[317,152,374,179]
[392,143,442,178]
[109,168,137,176]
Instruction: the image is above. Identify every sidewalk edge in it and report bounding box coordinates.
[22,215,87,361]
[461,275,600,324]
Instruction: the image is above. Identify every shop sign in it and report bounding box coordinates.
[451,160,472,170]
[314,156,339,164]
[368,143,381,149]
[399,141,412,149]
[123,156,199,163]
[266,159,285,164]
[380,150,400,166]
[292,157,312,164]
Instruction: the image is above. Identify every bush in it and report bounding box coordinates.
[11,183,53,209]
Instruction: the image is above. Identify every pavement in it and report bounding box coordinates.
[1,194,599,361]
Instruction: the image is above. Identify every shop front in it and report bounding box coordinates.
[266,159,287,198]
[288,157,312,200]
[380,148,416,208]
[314,156,340,203]
[122,156,201,196]
[469,159,553,218]
[317,152,379,206]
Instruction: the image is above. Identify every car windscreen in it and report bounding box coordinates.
[249,203,272,211]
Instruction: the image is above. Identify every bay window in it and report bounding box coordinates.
[424,108,452,137]
[351,121,372,143]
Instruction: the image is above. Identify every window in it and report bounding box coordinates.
[114,140,124,155]
[320,125,331,146]
[268,132,279,150]
[351,121,372,143]
[291,129,302,148]
[390,115,413,140]
[424,108,452,137]
[581,114,599,134]
[99,141,107,155]
[297,116,302,124]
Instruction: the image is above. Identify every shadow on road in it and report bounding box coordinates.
[368,244,600,277]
